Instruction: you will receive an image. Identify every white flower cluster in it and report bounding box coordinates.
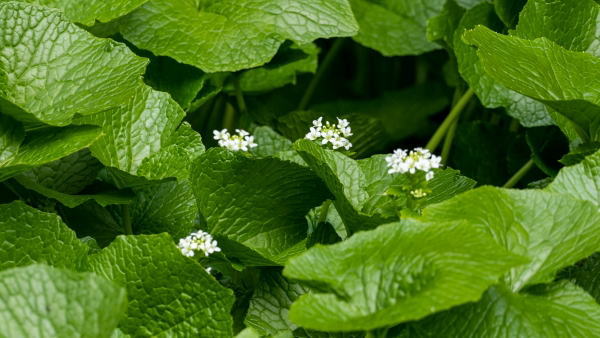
[410,189,428,198]
[213,129,257,151]
[305,117,353,150]
[385,147,441,181]
[178,230,221,257]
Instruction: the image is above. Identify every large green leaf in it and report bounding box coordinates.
[283,220,524,331]
[421,187,600,291]
[245,269,308,336]
[191,148,329,265]
[0,201,89,271]
[410,281,600,337]
[234,42,319,93]
[463,26,600,140]
[349,0,445,56]
[131,179,198,240]
[0,125,102,182]
[0,2,148,126]
[15,175,134,208]
[119,0,358,72]
[12,149,134,208]
[547,149,600,205]
[560,253,600,303]
[0,264,127,337]
[75,86,187,178]
[16,149,102,195]
[453,3,552,127]
[514,0,600,57]
[294,139,389,233]
[7,0,149,25]
[88,234,234,337]
[136,122,205,181]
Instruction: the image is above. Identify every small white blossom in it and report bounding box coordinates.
[304,116,353,150]
[386,147,442,179]
[205,267,212,274]
[213,128,257,152]
[178,230,221,257]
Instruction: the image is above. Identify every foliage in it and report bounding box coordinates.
[1,0,599,337]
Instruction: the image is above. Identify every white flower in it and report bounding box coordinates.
[386,147,442,179]
[305,127,321,140]
[304,116,353,150]
[177,230,221,257]
[213,128,258,152]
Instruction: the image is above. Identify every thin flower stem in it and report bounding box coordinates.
[122,205,133,235]
[503,159,534,188]
[426,88,474,152]
[234,76,247,114]
[298,39,345,111]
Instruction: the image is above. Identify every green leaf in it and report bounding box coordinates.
[410,282,600,337]
[136,122,206,181]
[514,0,600,57]
[294,139,389,233]
[13,150,133,208]
[245,269,308,336]
[119,0,358,72]
[75,86,186,177]
[0,2,148,126]
[235,42,319,93]
[15,175,134,208]
[88,234,234,337]
[0,264,127,337]
[0,114,24,165]
[421,186,600,290]
[0,125,102,182]
[559,253,600,303]
[8,0,150,25]
[494,0,527,28]
[58,201,124,247]
[463,26,600,140]
[547,149,600,205]
[0,201,88,271]
[349,0,445,56]
[191,148,329,265]
[284,220,524,331]
[453,3,553,127]
[249,126,306,166]
[131,179,198,240]
[426,0,465,48]
[143,55,207,110]
[16,149,102,195]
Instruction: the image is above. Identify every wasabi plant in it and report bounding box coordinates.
[1,1,599,337]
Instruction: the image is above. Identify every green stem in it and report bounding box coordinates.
[122,205,133,235]
[318,200,332,224]
[222,102,236,131]
[503,159,534,188]
[415,57,428,84]
[298,39,345,110]
[234,76,247,115]
[441,119,458,164]
[426,88,474,152]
